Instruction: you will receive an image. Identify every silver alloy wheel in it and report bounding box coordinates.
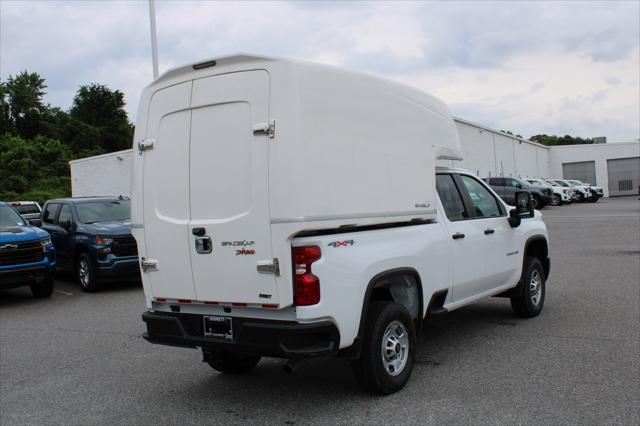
[530,269,542,306]
[78,258,90,288]
[381,320,409,376]
[551,195,560,206]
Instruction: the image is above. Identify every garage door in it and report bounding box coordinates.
[607,157,640,196]
[563,161,596,185]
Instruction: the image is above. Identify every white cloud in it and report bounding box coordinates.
[1,0,638,140]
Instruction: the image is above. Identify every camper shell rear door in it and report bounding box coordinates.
[188,70,278,306]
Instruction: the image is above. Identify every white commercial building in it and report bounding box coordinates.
[548,142,640,197]
[69,118,639,198]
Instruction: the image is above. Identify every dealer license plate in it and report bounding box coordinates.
[203,316,233,340]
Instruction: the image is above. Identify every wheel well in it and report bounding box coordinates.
[343,268,423,359]
[524,237,549,279]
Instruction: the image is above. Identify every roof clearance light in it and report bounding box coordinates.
[193,60,216,70]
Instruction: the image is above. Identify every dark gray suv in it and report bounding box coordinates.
[484,177,552,209]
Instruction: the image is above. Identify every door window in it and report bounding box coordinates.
[57,204,73,226]
[43,203,60,224]
[460,175,503,218]
[436,174,468,221]
[509,179,523,189]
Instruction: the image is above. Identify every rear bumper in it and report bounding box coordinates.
[142,311,340,358]
[0,265,54,290]
[96,257,140,282]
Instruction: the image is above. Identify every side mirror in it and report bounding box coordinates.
[508,209,521,228]
[509,191,534,228]
[29,219,43,227]
[515,191,534,217]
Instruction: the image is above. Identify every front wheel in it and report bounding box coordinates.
[77,253,99,292]
[30,279,54,298]
[351,301,415,394]
[511,257,546,318]
[206,351,261,374]
[550,194,561,206]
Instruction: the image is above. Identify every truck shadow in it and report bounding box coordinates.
[154,300,525,414]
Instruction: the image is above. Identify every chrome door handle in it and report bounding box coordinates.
[195,236,212,254]
[484,228,495,235]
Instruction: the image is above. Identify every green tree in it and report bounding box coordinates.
[0,134,72,203]
[0,81,14,135]
[70,83,134,152]
[529,134,594,146]
[500,130,523,139]
[3,71,47,139]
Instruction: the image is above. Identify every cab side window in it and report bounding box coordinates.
[509,179,522,189]
[460,175,503,218]
[436,174,468,221]
[43,203,60,224]
[57,204,73,226]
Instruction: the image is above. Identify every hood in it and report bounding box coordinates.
[0,225,49,243]
[80,220,132,236]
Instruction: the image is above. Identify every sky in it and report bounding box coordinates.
[1,0,639,141]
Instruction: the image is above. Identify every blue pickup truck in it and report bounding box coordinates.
[0,201,56,297]
[40,196,139,292]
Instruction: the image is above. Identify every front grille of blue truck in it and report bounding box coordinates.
[0,240,44,267]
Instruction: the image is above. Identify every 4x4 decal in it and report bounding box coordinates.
[328,239,355,248]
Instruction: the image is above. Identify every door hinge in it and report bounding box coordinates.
[252,119,275,139]
[140,257,158,272]
[137,139,155,154]
[257,258,280,276]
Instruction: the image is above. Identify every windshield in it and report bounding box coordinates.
[75,200,131,224]
[568,180,582,185]
[554,180,569,187]
[545,180,559,187]
[13,204,40,214]
[527,180,547,187]
[514,178,530,187]
[0,205,27,227]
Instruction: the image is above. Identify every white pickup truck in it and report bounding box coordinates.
[131,55,550,394]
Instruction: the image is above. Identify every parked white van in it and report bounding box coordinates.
[132,55,550,394]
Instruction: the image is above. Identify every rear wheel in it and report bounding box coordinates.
[77,253,100,292]
[30,279,54,298]
[206,351,261,374]
[511,257,545,318]
[351,301,415,394]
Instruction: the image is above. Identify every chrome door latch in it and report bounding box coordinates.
[140,257,158,272]
[252,119,276,139]
[257,258,280,276]
[137,139,155,154]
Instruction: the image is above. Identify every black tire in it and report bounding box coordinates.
[510,257,545,318]
[30,279,54,298]
[206,351,261,374]
[551,194,561,206]
[577,192,585,203]
[531,195,543,210]
[77,252,100,292]
[351,301,415,394]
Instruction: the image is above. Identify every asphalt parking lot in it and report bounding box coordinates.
[1,197,638,425]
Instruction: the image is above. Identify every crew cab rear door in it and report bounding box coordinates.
[188,71,277,305]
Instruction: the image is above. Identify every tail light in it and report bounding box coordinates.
[292,246,321,306]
